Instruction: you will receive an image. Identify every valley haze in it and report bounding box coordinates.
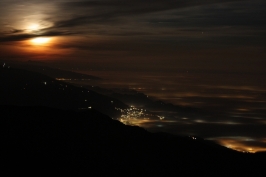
[0,0,266,174]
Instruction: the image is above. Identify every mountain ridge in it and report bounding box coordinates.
[0,66,126,118]
[2,105,264,175]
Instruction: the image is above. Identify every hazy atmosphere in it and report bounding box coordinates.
[1,0,266,153]
[1,0,265,71]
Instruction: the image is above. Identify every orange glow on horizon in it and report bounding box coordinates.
[30,37,51,46]
[214,138,266,153]
[1,36,75,61]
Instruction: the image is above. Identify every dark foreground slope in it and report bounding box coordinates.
[13,62,101,80]
[2,106,264,176]
[0,67,127,117]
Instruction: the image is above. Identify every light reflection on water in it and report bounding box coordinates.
[73,70,266,152]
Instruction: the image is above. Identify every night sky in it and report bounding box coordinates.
[1,0,266,152]
[0,0,265,71]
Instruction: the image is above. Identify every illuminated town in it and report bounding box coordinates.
[115,106,164,126]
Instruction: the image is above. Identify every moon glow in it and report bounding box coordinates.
[28,24,40,31]
[31,37,51,45]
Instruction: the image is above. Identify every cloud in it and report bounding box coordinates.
[0,29,77,42]
[43,0,265,47]
[54,0,245,28]
[1,0,265,56]
[10,29,25,34]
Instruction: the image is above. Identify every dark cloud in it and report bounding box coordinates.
[0,0,265,64]
[10,29,24,34]
[1,0,265,45]
[54,0,245,28]
[61,0,243,13]
[0,30,76,42]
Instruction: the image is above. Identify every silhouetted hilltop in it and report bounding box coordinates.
[1,105,264,175]
[0,67,126,118]
[12,61,101,80]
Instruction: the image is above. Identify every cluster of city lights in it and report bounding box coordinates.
[116,106,147,125]
[189,136,197,140]
[115,106,164,125]
[2,63,10,69]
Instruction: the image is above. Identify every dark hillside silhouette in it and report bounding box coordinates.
[1,105,264,175]
[0,67,126,118]
[13,61,101,80]
[91,86,203,112]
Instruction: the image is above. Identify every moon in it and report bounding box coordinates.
[31,37,51,45]
[28,24,40,31]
